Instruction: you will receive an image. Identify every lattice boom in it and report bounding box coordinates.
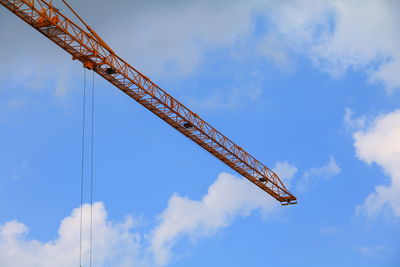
[1,0,297,205]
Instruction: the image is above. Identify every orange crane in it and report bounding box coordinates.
[1,0,297,205]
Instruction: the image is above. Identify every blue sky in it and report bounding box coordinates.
[1,0,400,266]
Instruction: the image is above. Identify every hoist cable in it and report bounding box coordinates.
[89,70,95,267]
[79,68,87,267]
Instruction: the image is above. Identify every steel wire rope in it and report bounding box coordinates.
[89,70,95,267]
[79,69,95,267]
[79,68,87,267]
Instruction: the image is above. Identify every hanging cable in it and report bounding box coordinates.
[79,68,87,267]
[89,70,95,267]
[78,69,95,267]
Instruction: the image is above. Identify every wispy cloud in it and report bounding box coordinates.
[185,85,262,112]
[354,245,392,258]
[343,108,368,132]
[319,225,340,236]
[10,159,30,181]
[297,156,341,193]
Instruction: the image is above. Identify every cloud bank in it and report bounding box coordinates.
[0,171,289,266]
[2,0,400,96]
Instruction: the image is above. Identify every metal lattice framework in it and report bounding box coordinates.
[1,0,297,205]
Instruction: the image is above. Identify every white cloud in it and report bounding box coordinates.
[354,109,400,218]
[0,170,291,267]
[150,172,278,266]
[297,156,341,193]
[263,0,400,91]
[0,202,144,267]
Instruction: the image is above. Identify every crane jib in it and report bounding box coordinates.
[0,0,297,205]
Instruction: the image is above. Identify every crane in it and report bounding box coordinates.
[0,0,297,205]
